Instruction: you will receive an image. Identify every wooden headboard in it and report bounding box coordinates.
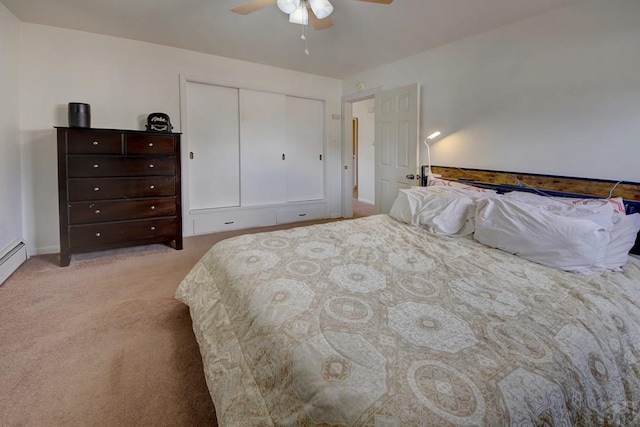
[420,165,640,255]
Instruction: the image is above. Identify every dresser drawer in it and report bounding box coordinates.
[126,134,175,155]
[69,218,178,248]
[68,177,176,201]
[193,209,276,234]
[276,204,327,224]
[68,198,177,224]
[67,131,123,154]
[68,156,176,177]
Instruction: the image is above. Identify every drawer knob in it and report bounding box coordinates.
[148,142,154,147]
[95,232,101,237]
[150,226,156,231]
[92,141,99,146]
[149,164,154,168]
[93,164,99,168]
[149,185,155,189]
[95,209,101,214]
[150,205,156,210]
[93,187,100,192]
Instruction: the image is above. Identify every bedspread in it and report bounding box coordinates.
[176,215,640,426]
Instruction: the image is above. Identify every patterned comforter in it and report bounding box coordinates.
[176,215,640,426]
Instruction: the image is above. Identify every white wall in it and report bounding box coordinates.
[0,3,23,256]
[343,0,640,183]
[20,24,342,255]
[352,99,375,204]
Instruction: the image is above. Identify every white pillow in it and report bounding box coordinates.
[502,191,616,230]
[544,203,615,231]
[606,213,640,270]
[568,197,626,215]
[389,189,423,226]
[503,192,625,215]
[389,188,475,235]
[474,198,611,274]
[416,192,475,235]
[426,178,498,200]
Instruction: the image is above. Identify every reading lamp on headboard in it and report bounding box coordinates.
[423,131,442,182]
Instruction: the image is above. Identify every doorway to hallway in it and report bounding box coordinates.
[352,98,375,217]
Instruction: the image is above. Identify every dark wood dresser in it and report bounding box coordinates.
[56,127,182,266]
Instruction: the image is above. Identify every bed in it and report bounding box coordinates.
[176,167,640,426]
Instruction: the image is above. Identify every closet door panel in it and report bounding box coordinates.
[286,96,324,202]
[186,82,240,210]
[240,89,287,206]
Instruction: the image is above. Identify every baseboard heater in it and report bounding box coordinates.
[0,240,27,286]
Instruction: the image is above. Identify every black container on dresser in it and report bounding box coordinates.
[55,127,183,267]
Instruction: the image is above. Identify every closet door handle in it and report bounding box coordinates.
[282,154,285,160]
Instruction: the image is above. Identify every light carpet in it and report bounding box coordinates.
[0,218,342,426]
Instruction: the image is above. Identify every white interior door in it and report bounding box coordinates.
[374,83,420,214]
[186,82,240,210]
[240,89,287,206]
[286,96,324,202]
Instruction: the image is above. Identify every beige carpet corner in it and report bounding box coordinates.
[0,218,343,426]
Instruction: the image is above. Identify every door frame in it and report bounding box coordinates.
[341,87,383,218]
[352,117,358,194]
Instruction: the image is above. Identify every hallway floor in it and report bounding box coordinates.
[353,198,375,218]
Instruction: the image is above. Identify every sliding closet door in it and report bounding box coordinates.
[240,89,287,206]
[186,82,240,210]
[286,96,324,202]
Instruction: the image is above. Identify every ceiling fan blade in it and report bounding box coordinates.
[309,13,334,30]
[231,0,277,15]
[352,0,394,4]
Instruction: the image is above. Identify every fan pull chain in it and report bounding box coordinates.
[304,24,309,55]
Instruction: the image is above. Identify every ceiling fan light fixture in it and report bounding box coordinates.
[277,0,300,14]
[309,0,334,19]
[289,3,309,25]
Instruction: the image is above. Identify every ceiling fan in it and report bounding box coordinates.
[231,0,394,31]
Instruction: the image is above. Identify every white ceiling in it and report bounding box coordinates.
[1,0,584,79]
